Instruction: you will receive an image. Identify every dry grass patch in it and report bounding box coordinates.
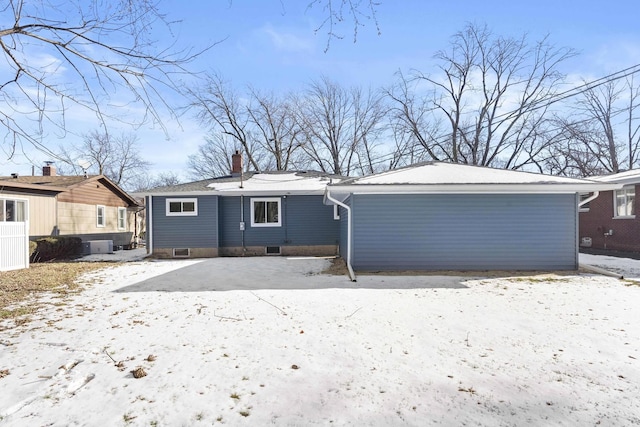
[0,262,115,322]
[324,257,578,279]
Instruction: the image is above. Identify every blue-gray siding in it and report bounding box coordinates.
[350,193,578,271]
[150,196,218,248]
[219,195,339,248]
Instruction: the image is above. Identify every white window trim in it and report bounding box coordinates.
[0,198,27,222]
[118,207,127,230]
[97,205,106,228]
[613,187,636,219]
[333,204,340,220]
[251,197,281,227]
[166,198,198,216]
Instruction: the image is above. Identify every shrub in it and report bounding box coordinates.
[30,237,83,263]
[28,240,37,256]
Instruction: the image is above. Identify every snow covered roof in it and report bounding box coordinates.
[590,169,640,185]
[327,162,621,195]
[207,171,340,195]
[142,171,343,196]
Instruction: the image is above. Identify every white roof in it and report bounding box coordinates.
[590,169,640,185]
[328,162,620,195]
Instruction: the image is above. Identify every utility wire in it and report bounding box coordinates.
[356,63,640,172]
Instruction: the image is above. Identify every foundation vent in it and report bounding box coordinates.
[265,246,281,255]
[173,248,190,258]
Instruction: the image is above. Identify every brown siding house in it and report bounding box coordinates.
[0,165,141,248]
[579,170,639,252]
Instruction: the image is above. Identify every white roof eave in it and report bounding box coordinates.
[327,182,623,195]
[142,189,326,197]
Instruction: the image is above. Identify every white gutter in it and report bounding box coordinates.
[324,188,356,282]
[329,182,622,195]
[578,191,599,207]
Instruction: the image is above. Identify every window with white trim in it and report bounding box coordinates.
[251,198,281,227]
[333,205,340,220]
[97,205,106,227]
[614,187,635,218]
[166,198,198,216]
[0,199,26,222]
[118,207,127,230]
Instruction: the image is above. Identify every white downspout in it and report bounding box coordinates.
[579,191,599,208]
[148,195,153,255]
[325,188,356,282]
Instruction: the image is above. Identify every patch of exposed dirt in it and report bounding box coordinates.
[0,262,115,323]
[322,257,581,279]
[322,257,349,276]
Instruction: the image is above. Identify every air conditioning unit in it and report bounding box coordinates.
[83,240,114,255]
[580,237,592,248]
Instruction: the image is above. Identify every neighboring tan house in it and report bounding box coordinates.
[324,162,619,277]
[0,165,141,251]
[579,169,640,252]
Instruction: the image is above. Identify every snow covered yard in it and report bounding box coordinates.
[1,256,639,426]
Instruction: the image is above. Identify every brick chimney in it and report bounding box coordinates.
[231,150,243,175]
[43,161,56,176]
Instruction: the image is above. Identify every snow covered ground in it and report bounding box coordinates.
[1,254,639,426]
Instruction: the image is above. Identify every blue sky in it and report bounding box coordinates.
[170,0,639,89]
[4,0,640,179]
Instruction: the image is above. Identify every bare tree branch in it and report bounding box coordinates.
[0,0,213,158]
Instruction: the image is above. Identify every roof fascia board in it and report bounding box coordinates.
[608,177,640,185]
[0,181,67,193]
[141,189,326,197]
[328,182,623,194]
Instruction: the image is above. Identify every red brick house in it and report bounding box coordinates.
[579,170,638,252]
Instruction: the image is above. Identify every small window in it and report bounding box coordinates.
[614,187,635,218]
[251,198,281,227]
[118,207,127,230]
[333,205,340,220]
[97,205,106,227]
[15,200,26,221]
[0,199,27,222]
[166,198,198,216]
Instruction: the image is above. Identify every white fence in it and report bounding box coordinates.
[0,221,29,271]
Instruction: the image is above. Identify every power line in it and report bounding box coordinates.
[360,62,640,172]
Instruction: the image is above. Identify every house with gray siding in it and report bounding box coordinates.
[324,162,619,277]
[144,170,342,258]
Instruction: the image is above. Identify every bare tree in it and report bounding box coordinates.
[187,134,241,179]
[350,86,388,174]
[389,23,575,169]
[307,0,381,52]
[296,76,385,175]
[247,89,308,171]
[550,78,640,176]
[0,0,207,159]
[130,171,182,192]
[188,73,263,171]
[188,76,308,176]
[57,131,151,189]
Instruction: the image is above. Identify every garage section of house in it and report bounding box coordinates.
[326,162,620,272]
